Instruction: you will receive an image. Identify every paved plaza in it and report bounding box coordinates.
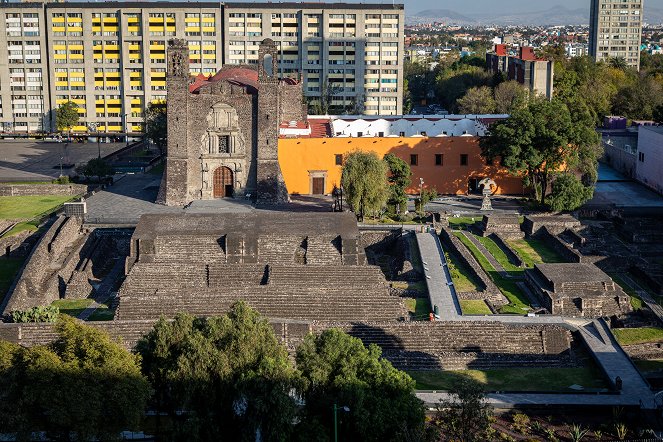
[0,140,126,180]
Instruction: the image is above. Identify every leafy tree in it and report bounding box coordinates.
[435,64,493,113]
[10,306,59,323]
[383,153,411,215]
[137,302,298,442]
[55,101,80,137]
[404,60,437,112]
[76,157,114,183]
[0,317,150,441]
[415,187,438,215]
[433,378,492,442]
[654,104,663,124]
[341,151,388,221]
[295,328,429,442]
[144,101,167,155]
[480,97,593,206]
[457,86,496,115]
[612,76,663,120]
[547,174,594,212]
[608,57,629,71]
[494,81,528,114]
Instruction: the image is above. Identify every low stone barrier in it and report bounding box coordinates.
[0,183,88,197]
[491,233,524,267]
[523,215,581,237]
[539,227,583,263]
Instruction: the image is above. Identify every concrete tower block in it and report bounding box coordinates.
[158,39,191,206]
[256,39,289,205]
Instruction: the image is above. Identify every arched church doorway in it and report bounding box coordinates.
[213,166,234,198]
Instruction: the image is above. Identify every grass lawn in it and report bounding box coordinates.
[0,258,24,304]
[460,300,493,315]
[404,297,431,319]
[447,217,478,230]
[608,272,643,310]
[635,360,663,374]
[408,366,608,392]
[0,195,75,220]
[51,298,94,318]
[475,235,522,273]
[391,281,428,295]
[409,237,423,269]
[507,238,565,267]
[445,252,481,292]
[613,327,663,345]
[1,220,41,239]
[87,302,115,321]
[453,232,531,313]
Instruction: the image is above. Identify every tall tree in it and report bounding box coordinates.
[457,86,496,115]
[137,302,298,442]
[55,101,79,136]
[383,153,411,215]
[493,81,528,114]
[295,328,429,442]
[341,151,388,221]
[612,76,663,120]
[547,173,594,212]
[144,100,167,155]
[0,317,150,441]
[480,97,594,206]
[433,378,492,442]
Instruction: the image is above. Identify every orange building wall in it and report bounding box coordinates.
[278,137,526,196]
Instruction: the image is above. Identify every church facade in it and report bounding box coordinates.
[158,38,304,206]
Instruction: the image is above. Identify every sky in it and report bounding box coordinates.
[397,0,663,14]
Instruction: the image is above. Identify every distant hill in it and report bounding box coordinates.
[409,9,475,24]
[407,4,663,26]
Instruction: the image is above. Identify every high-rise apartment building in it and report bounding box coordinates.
[589,0,643,69]
[0,2,404,134]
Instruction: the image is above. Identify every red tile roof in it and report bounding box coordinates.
[188,68,300,94]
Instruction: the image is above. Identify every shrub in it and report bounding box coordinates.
[52,175,70,184]
[512,413,531,434]
[10,306,59,323]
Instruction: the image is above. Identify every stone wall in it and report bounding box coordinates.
[439,227,499,296]
[491,233,524,267]
[1,216,84,315]
[0,184,87,197]
[313,321,576,370]
[539,227,583,263]
[478,214,524,239]
[524,215,581,237]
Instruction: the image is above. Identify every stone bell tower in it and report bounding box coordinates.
[157,39,191,206]
[256,39,288,205]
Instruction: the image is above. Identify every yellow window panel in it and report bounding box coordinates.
[70,81,85,87]
[52,26,65,32]
[106,81,121,87]
[52,44,66,50]
[184,17,200,23]
[52,17,65,23]
[94,81,104,87]
[54,54,66,60]
[151,80,166,87]
[55,81,68,87]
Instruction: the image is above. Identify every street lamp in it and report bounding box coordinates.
[333,404,350,442]
[123,113,130,147]
[419,177,424,215]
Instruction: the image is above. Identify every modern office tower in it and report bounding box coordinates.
[589,0,644,69]
[0,2,404,135]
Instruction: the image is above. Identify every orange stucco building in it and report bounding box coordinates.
[278,136,525,196]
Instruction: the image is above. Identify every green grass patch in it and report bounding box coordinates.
[87,303,115,321]
[408,366,608,392]
[404,297,431,319]
[391,281,427,295]
[460,300,492,315]
[0,258,24,304]
[0,195,75,220]
[1,220,41,239]
[608,273,643,310]
[635,360,663,374]
[447,217,478,230]
[409,237,422,269]
[475,235,522,273]
[453,232,531,313]
[445,252,481,292]
[507,238,565,267]
[613,327,663,345]
[147,161,165,175]
[51,298,94,318]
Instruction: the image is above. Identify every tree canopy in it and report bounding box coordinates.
[433,378,491,442]
[341,151,388,220]
[55,101,80,134]
[480,97,598,208]
[144,101,167,155]
[137,302,298,442]
[76,157,114,183]
[383,153,411,215]
[457,86,496,115]
[0,317,150,441]
[295,328,428,442]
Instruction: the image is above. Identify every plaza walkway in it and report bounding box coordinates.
[413,229,657,410]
